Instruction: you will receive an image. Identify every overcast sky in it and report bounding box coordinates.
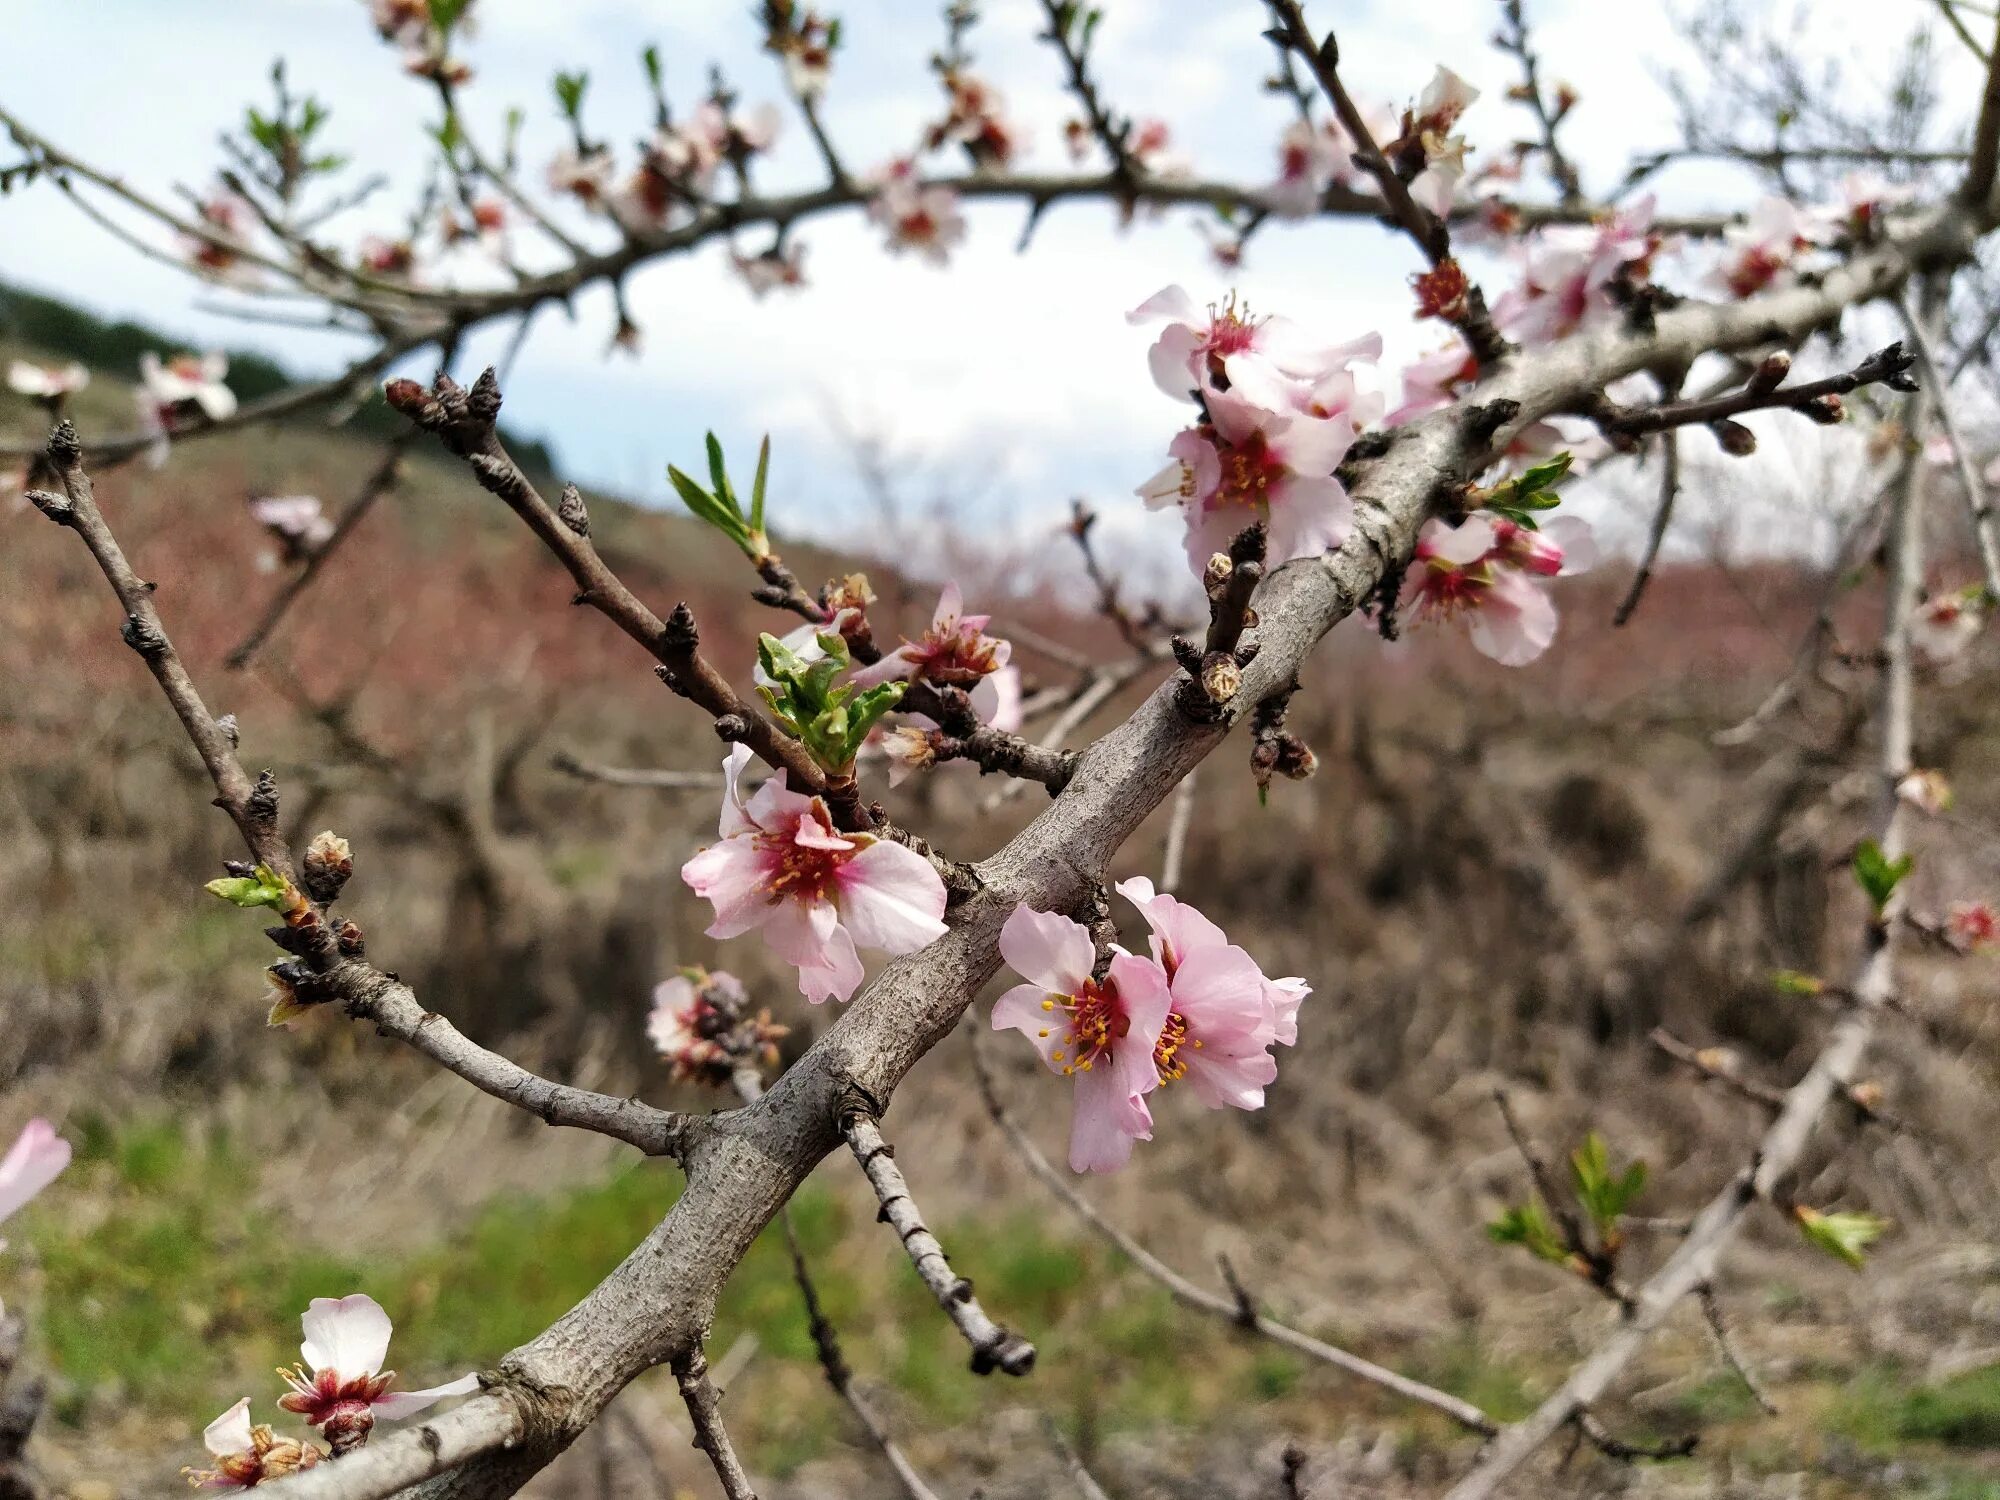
[0,0,1970,579]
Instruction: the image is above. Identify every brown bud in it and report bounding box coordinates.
[1710,419,1757,457]
[336,918,367,958]
[1273,733,1317,781]
[1801,394,1845,425]
[1203,551,1234,599]
[557,482,591,537]
[303,830,354,904]
[322,1405,375,1456]
[382,378,430,416]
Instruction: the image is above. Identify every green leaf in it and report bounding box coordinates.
[750,435,771,537]
[204,864,291,911]
[641,44,663,89]
[1770,969,1826,997]
[554,70,590,120]
[1851,839,1914,915]
[1569,1132,1646,1234]
[1795,1206,1888,1269]
[1487,1202,1569,1266]
[705,432,735,515]
[667,464,751,550]
[428,0,471,33]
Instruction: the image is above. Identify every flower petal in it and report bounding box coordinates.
[836,840,949,954]
[992,982,1068,1072]
[998,904,1095,994]
[300,1293,394,1380]
[370,1372,481,1421]
[0,1118,69,1225]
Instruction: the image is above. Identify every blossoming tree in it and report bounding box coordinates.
[4,0,2000,1495]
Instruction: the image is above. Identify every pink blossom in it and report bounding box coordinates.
[277,1294,478,1453]
[368,0,431,46]
[731,243,808,298]
[186,189,255,280]
[546,145,616,207]
[930,73,1029,169]
[1896,769,1952,815]
[6,360,88,400]
[681,745,948,1002]
[1402,66,1480,217]
[1387,341,1481,426]
[1832,170,1915,237]
[358,236,417,277]
[867,170,967,266]
[1138,391,1355,575]
[991,904,1172,1173]
[1713,196,1821,299]
[1116,877,1306,1108]
[1404,513,1596,666]
[849,583,1012,693]
[141,351,236,422]
[0,1118,68,1249]
[249,495,336,563]
[1911,588,1985,665]
[1951,900,1998,950]
[1265,119,1342,216]
[1127,285,1377,408]
[1494,196,1662,346]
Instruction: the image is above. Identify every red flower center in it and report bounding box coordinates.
[1046,978,1128,1072]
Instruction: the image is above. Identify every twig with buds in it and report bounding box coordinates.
[1176,524,1266,723]
[1495,0,1584,206]
[1592,344,1920,450]
[383,368,838,808]
[1651,1026,1917,1136]
[674,1349,759,1500]
[841,1103,1037,1376]
[1491,1090,1634,1309]
[1039,0,1141,187]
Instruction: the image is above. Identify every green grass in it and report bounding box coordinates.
[35,1113,2000,1482]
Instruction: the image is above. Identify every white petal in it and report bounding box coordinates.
[998,904,1095,994]
[204,1397,256,1457]
[371,1372,480,1421]
[300,1292,394,1379]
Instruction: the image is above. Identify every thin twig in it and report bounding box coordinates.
[1613,427,1680,625]
[1697,1284,1780,1415]
[970,1027,1496,1435]
[551,752,724,790]
[675,1349,759,1500]
[1159,771,1197,895]
[1895,291,2000,598]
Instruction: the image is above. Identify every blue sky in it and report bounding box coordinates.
[0,0,1949,577]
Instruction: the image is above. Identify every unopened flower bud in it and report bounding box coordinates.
[1710,419,1757,456]
[1848,1079,1885,1112]
[321,1403,375,1456]
[1203,552,1234,599]
[303,830,353,905]
[1695,1045,1738,1076]
[1273,733,1317,781]
[1801,394,1845,425]
[382,377,429,416]
[1745,351,1791,395]
[1200,655,1241,703]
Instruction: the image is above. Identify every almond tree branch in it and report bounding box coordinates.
[1963,7,2000,206]
[1894,290,2000,597]
[969,1026,1497,1435]
[1594,343,1918,438]
[1496,0,1584,205]
[842,1106,1036,1377]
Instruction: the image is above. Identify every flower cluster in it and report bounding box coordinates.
[648,967,787,1085]
[189,1293,476,1485]
[1131,286,1378,577]
[1493,196,1664,347]
[1403,509,1598,666]
[926,71,1028,170]
[763,5,838,101]
[993,881,1307,1173]
[681,744,948,1002]
[1712,196,1825,300]
[1386,66,1481,218]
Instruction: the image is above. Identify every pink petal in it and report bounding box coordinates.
[790,814,854,853]
[1264,474,1353,565]
[1068,1064,1152,1173]
[992,982,1069,1072]
[716,744,756,839]
[1146,323,1204,403]
[1542,515,1599,576]
[1125,284,1199,326]
[370,1372,480,1421]
[836,840,948,954]
[1265,976,1309,1047]
[1468,571,1559,665]
[0,1118,69,1225]
[300,1293,393,1380]
[681,840,774,940]
[846,648,920,689]
[1168,945,1273,1043]
[764,898,864,1002]
[931,581,964,635]
[1114,877,1228,972]
[999,904,1096,995]
[1184,1038,1278,1112]
[1106,951,1173,1060]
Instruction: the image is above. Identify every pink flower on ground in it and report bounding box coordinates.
[1404,513,1596,666]
[6,360,88,401]
[991,904,1173,1173]
[1494,196,1663,346]
[1116,876,1306,1107]
[1138,390,1356,576]
[277,1294,478,1454]
[184,1399,323,1489]
[0,1118,69,1250]
[681,745,948,1002]
[1911,588,1985,665]
[1127,285,1377,408]
[867,172,967,266]
[1951,900,1998,950]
